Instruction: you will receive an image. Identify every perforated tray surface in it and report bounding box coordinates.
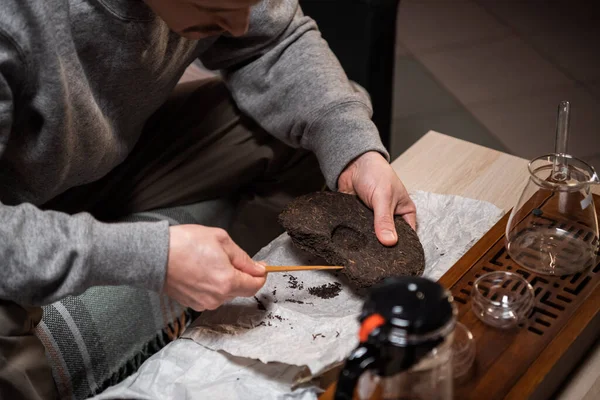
[439,194,600,400]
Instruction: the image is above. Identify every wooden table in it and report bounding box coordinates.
[391,131,600,400]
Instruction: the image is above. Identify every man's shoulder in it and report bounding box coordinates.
[0,0,72,82]
[0,0,68,54]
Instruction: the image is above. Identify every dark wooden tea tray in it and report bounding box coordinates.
[439,193,600,400]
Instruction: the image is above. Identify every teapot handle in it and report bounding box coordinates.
[334,344,379,400]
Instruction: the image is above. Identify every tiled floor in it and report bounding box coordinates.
[392,0,600,172]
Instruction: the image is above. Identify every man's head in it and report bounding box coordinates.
[143,0,261,40]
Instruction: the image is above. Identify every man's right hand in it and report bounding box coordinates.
[164,225,266,311]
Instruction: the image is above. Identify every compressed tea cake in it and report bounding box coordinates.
[279,191,425,288]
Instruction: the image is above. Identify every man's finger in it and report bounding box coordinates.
[230,269,267,297]
[221,238,266,277]
[402,213,417,231]
[395,196,417,231]
[372,192,398,246]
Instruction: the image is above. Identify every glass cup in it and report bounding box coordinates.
[452,322,476,381]
[471,271,535,329]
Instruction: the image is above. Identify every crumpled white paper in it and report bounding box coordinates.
[91,339,318,400]
[183,191,504,373]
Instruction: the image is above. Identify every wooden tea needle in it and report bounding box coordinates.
[265,265,344,273]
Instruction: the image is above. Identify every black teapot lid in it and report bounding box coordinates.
[359,276,456,346]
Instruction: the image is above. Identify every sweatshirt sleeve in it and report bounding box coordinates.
[0,33,169,306]
[199,0,390,190]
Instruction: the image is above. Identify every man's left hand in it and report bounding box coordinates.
[338,151,417,246]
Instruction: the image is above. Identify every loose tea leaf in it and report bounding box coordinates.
[254,296,266,311]
[286,275,304,290]
[307,282,342,299]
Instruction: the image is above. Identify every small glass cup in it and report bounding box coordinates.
[452,322,476,380]
[471,271,534,329]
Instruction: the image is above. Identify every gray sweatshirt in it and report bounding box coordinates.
[0,0,388,306]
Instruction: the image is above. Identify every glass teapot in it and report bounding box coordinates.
[505,101,600,275]
[505,154,599,275]
[333,277,457,400]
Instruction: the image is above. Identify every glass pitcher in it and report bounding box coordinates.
[333,277,457,400]
[506,154,599,276]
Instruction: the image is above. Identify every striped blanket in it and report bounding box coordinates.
[35,199,236,399]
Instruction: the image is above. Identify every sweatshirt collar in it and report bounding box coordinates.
[96,0,155,22]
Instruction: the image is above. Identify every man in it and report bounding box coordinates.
[0,0,416,398]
